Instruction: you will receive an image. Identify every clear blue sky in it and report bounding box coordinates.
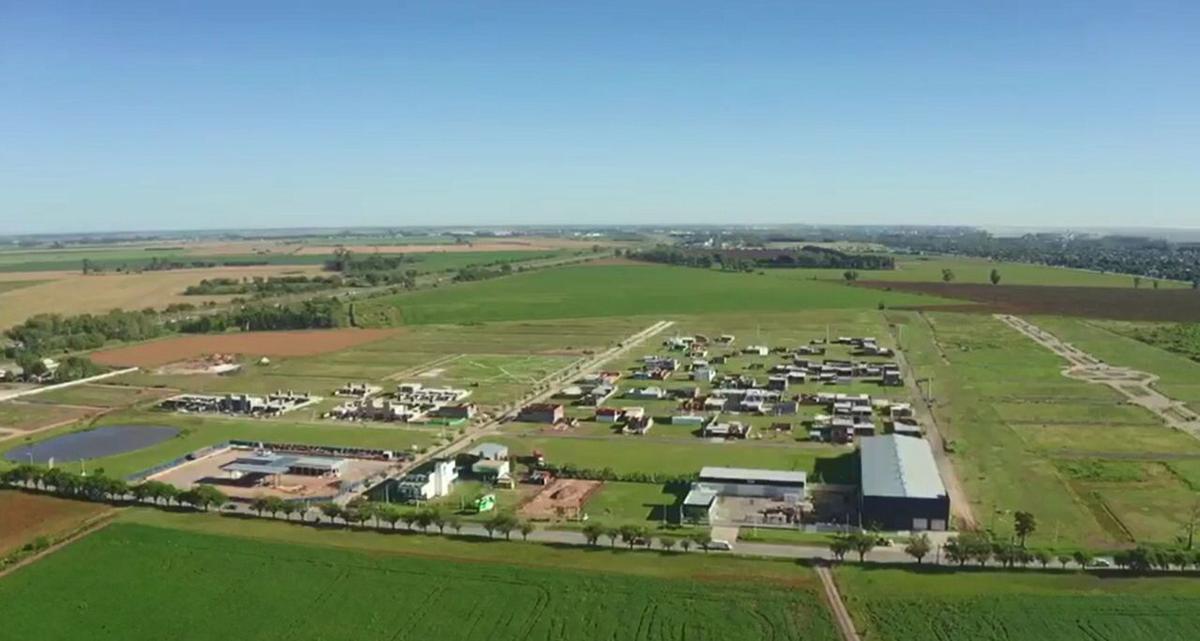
[2,1,1197,234]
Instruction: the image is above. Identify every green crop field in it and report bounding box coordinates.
[836,565,1200,641]
[0,522,838,641]
[356,263,953,325]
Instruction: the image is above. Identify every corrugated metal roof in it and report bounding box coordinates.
[859,434,946,499]
[699,466,807,485]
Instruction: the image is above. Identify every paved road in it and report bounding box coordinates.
[339,319,676,504]
[997,314,1200,438]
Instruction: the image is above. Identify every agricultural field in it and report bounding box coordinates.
[355,263,953,326]
[0,521,839,641]
[836,564,1200,641]
[890,310,1200,547]
[89,328,399,367]
[859,256,1187,288]
[0,491,112,555]
[0,265,326,329]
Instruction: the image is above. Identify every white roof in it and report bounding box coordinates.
[699,466,807,485]
[859,434,946,500]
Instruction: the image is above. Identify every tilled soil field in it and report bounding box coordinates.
[859,281,1200,321]
[90,328,398,367]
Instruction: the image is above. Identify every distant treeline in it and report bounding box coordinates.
[628,245,894,272]
[82,256,273,274]
[177,297,350,333]
[3,309,164,381]
[184,275,344,297]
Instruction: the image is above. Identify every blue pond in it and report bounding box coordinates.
[4,425,179,464]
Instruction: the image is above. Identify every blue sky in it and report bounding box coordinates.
[2,1,1198,233]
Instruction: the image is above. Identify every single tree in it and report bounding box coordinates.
[1057,554,1072,569]
[604,526,620,548]
[989,268,1001,285]
[1034,549,1052,569]
[851,532,876,563]
[659,536,677,552]
[582,522,605,546]
[941,268,955,283]
[519,521,535,541]
[250,496,270,517]
[320,503,343,524]
[692,531,712,553]
[904,533,932,564]
[829,535,852,562]
[680,538,693,553]
[1072,550,1094,569]
[1013,511,1037,547]
[448,515,464,535]
[843,270,859,282]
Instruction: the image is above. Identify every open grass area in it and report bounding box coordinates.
[0,520,838,641]
[0,401,96,431]
[356,263,952,325]
[749,256,1186,288]
[836,564,1200,641]
[1034,317,1200,410]
[25,384,171,409]
[891,310,1200,547]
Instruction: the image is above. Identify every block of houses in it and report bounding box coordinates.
[892,420,922,437]
[671,414,707,426]
[702,421,752,439]
[767,376,789,391]
[518,403,564,424]
[627,386,666,400]
[623,415,654,435]
[742,345,769,356]
[692,367,716,383]
[595,407,624,423]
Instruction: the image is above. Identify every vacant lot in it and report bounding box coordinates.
[862,282,1200,321]
[0,522,838,641]
[90,328,397,367]
[26,385,173,409]
[0,491,112,555]
[837,565,1200,641]
[358,263,951,325]
[890,310,1200,546]
[0,402,96,432]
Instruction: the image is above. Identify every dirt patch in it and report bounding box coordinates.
[90,328,398,368]
[519,478,604,520]
[0,491,113,555]
[859,281,1200,321]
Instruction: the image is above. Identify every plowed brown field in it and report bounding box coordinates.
[89,328,398,367]
[0,491,112,555]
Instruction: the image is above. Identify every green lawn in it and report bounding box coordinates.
[357,263,953,325]
[836,564,1200,641]
[0,521,838,641]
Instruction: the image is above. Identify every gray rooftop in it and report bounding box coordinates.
[859,434,947,499]
[683,487,719,506]
[699,466,807,485]
[222,454,346,476]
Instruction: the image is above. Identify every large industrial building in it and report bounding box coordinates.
[681,467,808,524]
[858,434,950,531]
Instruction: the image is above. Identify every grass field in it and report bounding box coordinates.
[0,401,96,431]
[357,263,952,325]
[836,564,1200,641]
[0,521,838,641]
[25,384,173,409]
[0,491,112,555]
[785,256,1189,288]
[890,310,1200,547]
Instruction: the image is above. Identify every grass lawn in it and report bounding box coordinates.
[836,564,1200,641]
[357,263,953,325]
[25,384,171,409]
[0,518,838,641]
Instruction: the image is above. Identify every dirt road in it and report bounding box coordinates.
[816,564,862,641]
[886,317,977,528]
[997,314,1200,439]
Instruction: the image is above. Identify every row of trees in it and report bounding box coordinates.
[183,275,345,297]
[1,464,228,511]
[176,297,351,333]
[630,245,895,272]
[580,522,717,552]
